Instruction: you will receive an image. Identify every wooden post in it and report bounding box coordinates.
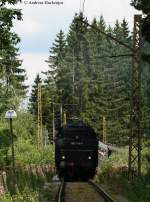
[63,112,67,126]
[2,172,8,192]
[102,116,107,144]
[60,102,63,127]
[52,102,55,141]
[10,118,15,173]
[37,82,43,150]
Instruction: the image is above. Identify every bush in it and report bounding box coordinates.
[14,138,54,166]
[97,148,128,181]
[96,147,150,202]
[1,189,39,202]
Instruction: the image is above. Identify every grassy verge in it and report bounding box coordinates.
[0,166,57,202]
[0,143,56,202]
[95,147,150,202]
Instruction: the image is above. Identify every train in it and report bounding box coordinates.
[55,121,98,180]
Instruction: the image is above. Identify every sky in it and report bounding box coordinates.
[10,0,140,89]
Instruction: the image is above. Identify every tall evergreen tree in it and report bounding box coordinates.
[65,13,89,116]
[131,0,150,14]
[42,30,66,138]
[29,74,41,116]
[131,0,150,139]
[44,14,135,145]
[0,1,27,112]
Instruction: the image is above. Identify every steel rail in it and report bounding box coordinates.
[88,180,116,202]
[56,180,66,202]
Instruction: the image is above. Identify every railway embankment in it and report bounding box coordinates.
[0,146,150,202]
[0,165,56,202]
[96,147,150,202]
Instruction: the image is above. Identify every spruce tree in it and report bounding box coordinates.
[43,30,66,137]
[0,2,27,112]
[131,0,150,139]
[131,0,150,14]
[58,13,89,118]
[29,74,41,116]
[44,14,135,145]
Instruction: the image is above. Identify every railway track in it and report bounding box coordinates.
[56,180,116,202]
[88,180,116,202]
[56,180,66,202]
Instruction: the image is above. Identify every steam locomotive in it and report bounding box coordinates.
[55,121,98,180]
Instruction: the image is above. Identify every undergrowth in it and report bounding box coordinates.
[96,146,150,202]
[0,142,56,202]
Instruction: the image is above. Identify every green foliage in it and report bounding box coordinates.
[131,0,150,62]
[1,190,39,202]
[13,110,37,140]
[0,110,37,167]
[1,167,57,201]
[96,147,150,202]
[1,178,57,202]
[129,2,150,136]
[142,142,150,173]
[97,148,128,180]
[0,0,21,6]
[38,12,150,146]
[131,0,150,14]
[12,190,39,202]
[0,1,27,113]
[14,138,54,165]
[29,74,41,116]
[2,157,56,201]
[38,13,132,144]
[0,118,11,166]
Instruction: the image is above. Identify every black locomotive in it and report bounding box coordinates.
[55,121,98,180]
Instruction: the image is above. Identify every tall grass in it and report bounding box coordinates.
[96,147,150,202]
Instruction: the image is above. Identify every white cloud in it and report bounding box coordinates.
[20,53,49,87]
[84,0,140,26]
[12,0,141,88]
[14,16,40,37]
[13,0,140,40]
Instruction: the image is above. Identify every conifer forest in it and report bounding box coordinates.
[0,0,150,201]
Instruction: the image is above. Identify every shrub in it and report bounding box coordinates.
[14,138,54,166]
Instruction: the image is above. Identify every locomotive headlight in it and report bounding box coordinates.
[62,155,66,159]
[88,156,92,160]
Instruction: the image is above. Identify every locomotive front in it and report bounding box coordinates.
[55,122,98,180]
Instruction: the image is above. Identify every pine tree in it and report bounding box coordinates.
[29,74,41,116]
[131,0,150,14]
[131,1,150,139]
[64,12,89,117]
[42,30,66,138]
[43,14,134,145]
[46,29,66,94]
[47,30,66,78]
[105,20,131,144]
[0,3,27,112]
[121,19,130,39]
